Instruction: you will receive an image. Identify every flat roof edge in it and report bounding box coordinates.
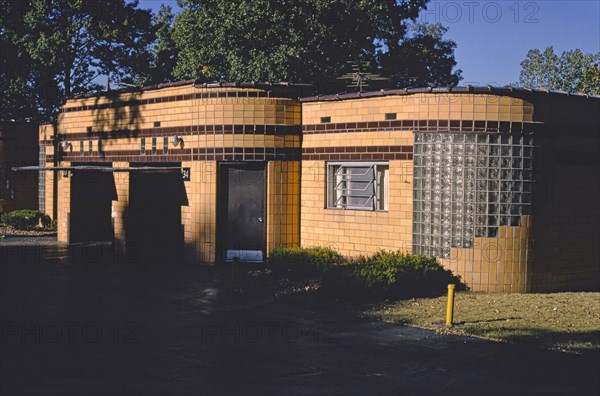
[66,81,313,101]
[300,86,600,102]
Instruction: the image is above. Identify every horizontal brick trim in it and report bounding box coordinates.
[302,145,412,161]
[49,147,301,163]
[55,124,301,141]
[302,120,538,134]
[60,90,298,113]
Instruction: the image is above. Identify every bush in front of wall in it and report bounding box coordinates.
[0,210,52,230]
[323,250,466,300]
[267,246,344,278]
[266,247,466,301]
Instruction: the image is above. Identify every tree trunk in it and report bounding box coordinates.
[64,69,71,98]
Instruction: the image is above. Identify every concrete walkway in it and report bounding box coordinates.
[1,239,598,395]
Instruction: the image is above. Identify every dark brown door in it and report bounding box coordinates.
[218,162,266,262]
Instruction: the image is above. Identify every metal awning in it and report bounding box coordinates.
[12,166,182,172]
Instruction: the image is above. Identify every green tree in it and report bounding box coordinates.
[518,47,600,94]
[172,0,460,92]
[135,4,178,85]
[577,63,600,94]
[1,0,39,120]
[379,23,462,88]
[1,0,155,122]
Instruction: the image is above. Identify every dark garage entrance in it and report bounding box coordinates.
[218,162,266,262]
[127,163,187,265]
[69,163,116,243]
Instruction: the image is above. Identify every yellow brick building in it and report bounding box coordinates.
[36,82,599,292]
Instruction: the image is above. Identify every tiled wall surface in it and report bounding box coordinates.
[301,159,413,256]
[267,161,301,253]
[111,162,129,254]
[528,134,600,291]
[43,168,55,222]
[48,84,303,266]
[56,162,71,242]
[58,86,302,132]
[50,88,302,165]
[40,85,599,292]
[182,161,217,264]
[301,94,533,125]
[440,216,532,292]
[300,93,537,292]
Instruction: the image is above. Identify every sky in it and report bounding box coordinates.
[137,0,600,86]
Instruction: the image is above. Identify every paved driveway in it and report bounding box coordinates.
[1,239,598,395]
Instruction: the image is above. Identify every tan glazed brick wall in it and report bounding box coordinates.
[301,94,534,125]
[300,92,537,292]
[39,82,600,293]
[440,216,532,293]
[267,161,300,253]
[47,83,305,265]
[301,159,413,255]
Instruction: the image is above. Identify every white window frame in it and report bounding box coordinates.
[326,161,389,211]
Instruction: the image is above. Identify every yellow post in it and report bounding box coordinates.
[445,284,456,326]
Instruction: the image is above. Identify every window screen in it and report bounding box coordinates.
[327,162,389,211]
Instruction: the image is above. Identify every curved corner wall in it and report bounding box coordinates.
[47,83,305,264]
[300,93,537,292]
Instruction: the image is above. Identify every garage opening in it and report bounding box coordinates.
[127,163,187,265]
[69,163,116,243]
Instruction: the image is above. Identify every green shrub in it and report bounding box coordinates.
[0,210,51,230]
[323,250,466,300]
[266,247,465,301]
[267,246,344,278]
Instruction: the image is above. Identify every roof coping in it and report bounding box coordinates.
[300,85,600,102]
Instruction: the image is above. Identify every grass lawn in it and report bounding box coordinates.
[369,292,600,353]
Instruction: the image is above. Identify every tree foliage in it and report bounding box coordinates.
[136,4,178,85]
[2,0,464,121]
[1,0,155,122]
[380,23,461,88]
[172,0,461,92]
[518,47,600,95]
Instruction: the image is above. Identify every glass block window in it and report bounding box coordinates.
[327,162,389,211]
[412,133,533,258]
